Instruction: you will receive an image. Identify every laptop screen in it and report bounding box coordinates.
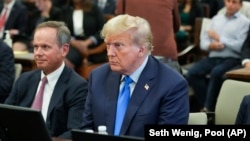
[0,104,52,141]
[71,129,144,141]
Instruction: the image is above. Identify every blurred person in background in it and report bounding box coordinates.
[0,0,28,45]
[186,0,249,112]
[13,0,63,52]
[94,0,116,15]
[62,0,107,69]
[176,0,204,52]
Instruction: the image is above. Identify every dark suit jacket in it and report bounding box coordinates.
[0,39,14,102]
[81,56,189,137]
[235,95,250,124]
[52,0,69,8]
[94,0,116,14]
[0,0,28,40]
[241,26,250,61]
[5,66,88,139]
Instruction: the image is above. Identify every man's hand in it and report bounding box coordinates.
[244,61,250,68]
[208,30,220,41]
[209,41,224,50]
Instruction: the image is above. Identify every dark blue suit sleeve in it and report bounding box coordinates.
[235,95,250,124]
[0,41,15,97]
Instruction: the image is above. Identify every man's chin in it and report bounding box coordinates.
[36,64,46,70]
[110,65,121,72]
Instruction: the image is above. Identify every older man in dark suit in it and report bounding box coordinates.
[5,21,88,139]
[81,14,189,137]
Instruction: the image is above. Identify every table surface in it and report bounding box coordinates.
[226,68,250,82]
[14,51,34,60]
[14,51,36,72]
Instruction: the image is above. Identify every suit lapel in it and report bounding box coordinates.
[0,4,3,12]
[25,71,41,107]
[120,56,157,135]
[105,72,121,134]
[5,2,16,27]
[46,66,69,119]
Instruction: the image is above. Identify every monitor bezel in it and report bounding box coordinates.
[0,103,52,141]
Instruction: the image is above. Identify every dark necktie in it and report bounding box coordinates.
[31,76,48,110]
[114,76,133,135]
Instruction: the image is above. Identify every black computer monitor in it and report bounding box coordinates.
[0,104,52,141]
[71,129,145,141]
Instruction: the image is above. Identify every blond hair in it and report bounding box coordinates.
[101,14,154,52]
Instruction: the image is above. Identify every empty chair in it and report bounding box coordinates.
[214,79,250,124]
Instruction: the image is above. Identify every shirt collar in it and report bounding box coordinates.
[224,10,242,19]
[5,0,15,10]
[41,62,65,88]
[121,55,149,83]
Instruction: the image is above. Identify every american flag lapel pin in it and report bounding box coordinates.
[144,84,149,90]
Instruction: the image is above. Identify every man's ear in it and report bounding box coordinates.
[138,46,146,57]
[62,43,69,56]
